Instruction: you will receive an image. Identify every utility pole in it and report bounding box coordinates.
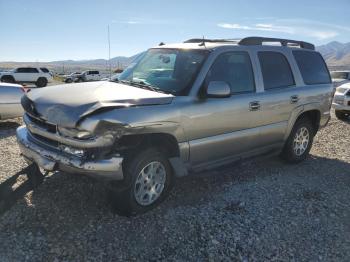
[108,25,112,77]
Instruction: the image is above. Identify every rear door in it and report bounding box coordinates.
[94,71,100,80]
[252,50,301,147]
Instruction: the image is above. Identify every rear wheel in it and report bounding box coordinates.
[108,147,174,216]
[335,110,349,120]
[35,77,47,87]
[281,117,314,163]
[1,75,15,83]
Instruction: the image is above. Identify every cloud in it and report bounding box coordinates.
[111,18,172,25]
[217,22,338,40]
[217,23,294,34]
[309,31,338,40]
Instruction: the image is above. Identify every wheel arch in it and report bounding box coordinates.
[116,133,188,177]
[285,105,321,141]
[1,75,15,82]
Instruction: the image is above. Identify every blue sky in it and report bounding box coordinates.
[0,0,349,61]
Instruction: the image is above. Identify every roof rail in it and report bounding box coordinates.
[184,38,239,44]
[238,37,315,50]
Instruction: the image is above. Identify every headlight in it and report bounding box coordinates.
[336,87,350,94]
[58,127,93,140]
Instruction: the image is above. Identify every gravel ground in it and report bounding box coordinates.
[0,114,349,261]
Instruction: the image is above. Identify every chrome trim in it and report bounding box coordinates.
[16,126,124,180]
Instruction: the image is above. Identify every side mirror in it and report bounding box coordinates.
[206,81,231,98]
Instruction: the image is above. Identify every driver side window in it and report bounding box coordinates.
[205,51,255,94]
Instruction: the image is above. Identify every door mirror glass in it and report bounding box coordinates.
[206,81,231,98]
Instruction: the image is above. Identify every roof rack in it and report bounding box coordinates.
[238,37,315,50]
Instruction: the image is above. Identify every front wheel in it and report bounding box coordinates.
[108,147,174,216]
[281,118,314,163]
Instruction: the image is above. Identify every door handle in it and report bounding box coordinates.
[290,95,299,104]
[249,101,261,111]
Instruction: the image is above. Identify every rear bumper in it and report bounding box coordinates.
[16,126,124,180]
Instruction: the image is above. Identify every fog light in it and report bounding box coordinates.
[60,145,84,156]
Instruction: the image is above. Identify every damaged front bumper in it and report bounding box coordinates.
[16,126,124,180]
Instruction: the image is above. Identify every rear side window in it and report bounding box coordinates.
[205,51,255,94]
[258,52,295,90]
[16,67,39,73]
[293,50,331,85]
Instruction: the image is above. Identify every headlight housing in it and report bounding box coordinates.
[336,87,350,94]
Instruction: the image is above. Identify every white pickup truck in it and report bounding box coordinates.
[0,67,53,87]
[75,70,104,82]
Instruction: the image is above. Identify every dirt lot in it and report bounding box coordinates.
[0,114,349,261]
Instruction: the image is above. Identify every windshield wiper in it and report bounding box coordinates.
[120,80,170,94]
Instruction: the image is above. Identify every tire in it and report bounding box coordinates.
[108,147,174,216]
[65,78,73,83]
[280,117,314,163]
[1,75,15,83]
[35,77,48,87]
[335,110,349,120]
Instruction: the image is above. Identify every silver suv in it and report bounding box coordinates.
[16,37,333,215]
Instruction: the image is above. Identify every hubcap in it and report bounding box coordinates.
[134,161,166,206]
[293,127,310,156]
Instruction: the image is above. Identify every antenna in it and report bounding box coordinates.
[198,36,206,47]
[107,25,112,78]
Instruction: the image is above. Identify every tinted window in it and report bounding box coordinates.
[258,52,295,90]
[16,67,38,73]
[205,52,255,94]
[293,51,331,85]
[40,67,49,73]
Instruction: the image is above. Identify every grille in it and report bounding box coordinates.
[26,113,57,133]
[31,133,59,148]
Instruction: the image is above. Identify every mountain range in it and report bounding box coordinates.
[1,41,350,72]
[316,41,350,69]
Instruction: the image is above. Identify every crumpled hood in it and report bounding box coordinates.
[23,81,174,127]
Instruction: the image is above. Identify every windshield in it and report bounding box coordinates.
[331,72,349,80]
[116,48,209,95]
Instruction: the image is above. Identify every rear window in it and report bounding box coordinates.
[40,67,49,73]
[258,52,295,90]
[293,50,331,85]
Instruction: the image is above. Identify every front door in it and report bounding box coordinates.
[183,51,262,165]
